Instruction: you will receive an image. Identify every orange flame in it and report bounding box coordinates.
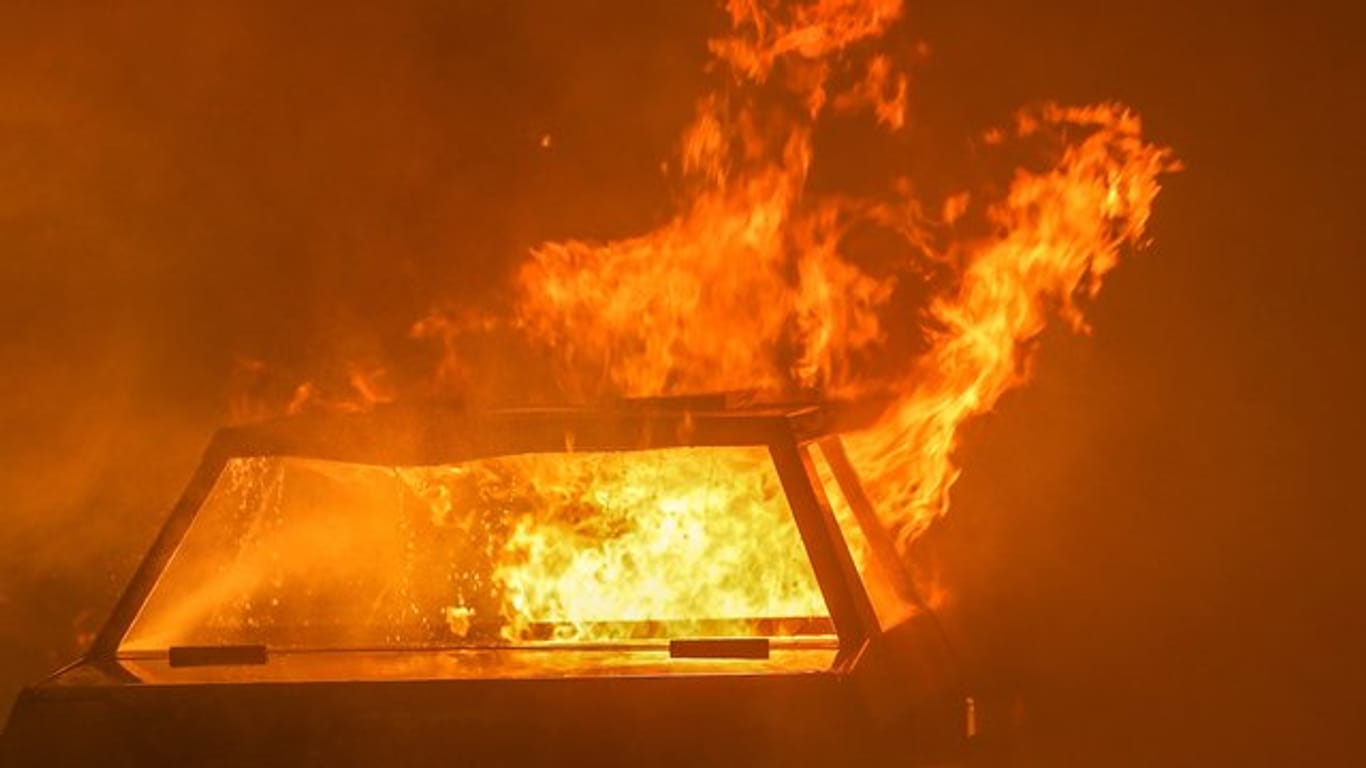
[222,1,1178,643]
[509,2,1178,550]
[849,103,1178,545]
[514,1,914,398]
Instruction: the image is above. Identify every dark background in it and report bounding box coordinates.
[2,2,1361,765]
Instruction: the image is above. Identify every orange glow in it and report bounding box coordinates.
[848,104,1177,545]
[510,2,909,399]
[122,449,831,653]
[503,1,1178,553]
[429,447,827,642]
[227,0,1177,634]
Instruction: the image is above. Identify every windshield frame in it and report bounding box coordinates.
[90,403,885,670]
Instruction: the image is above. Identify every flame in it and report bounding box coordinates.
[476,448,826,641]
[125,450,832,650]
[511,1,913,399]
[848,103,1177,546]
[508,2,1177,551]
[229,356,395,423]
[220,1,1178,643]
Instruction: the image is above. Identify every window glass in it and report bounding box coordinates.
[122,447,832,652]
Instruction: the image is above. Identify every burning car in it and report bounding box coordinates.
[1,395,970,766]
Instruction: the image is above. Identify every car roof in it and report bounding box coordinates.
[208,393,888,466]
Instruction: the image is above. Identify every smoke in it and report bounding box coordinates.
[6,4,1357,766]
[0,0,1170,701]
[0,0,712,718]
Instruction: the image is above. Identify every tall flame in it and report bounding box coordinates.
[848,104,1176,545]
[211,1,1180,647]
[513,1,910,399]
[507,2,1177,548]
[239,1,1176,561]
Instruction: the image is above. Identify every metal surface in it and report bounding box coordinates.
[195,397,885,465]
[768,438,879,664]
[817,436,928,611]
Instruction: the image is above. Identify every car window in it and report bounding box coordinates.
[121,447,832,652]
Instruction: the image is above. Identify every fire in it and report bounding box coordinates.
[124,449,832,650]
[508,2,1178,551]
[222,1,1177,642]
[512,2,908,399]
[473,448,826,641]
[848,104,1177,546]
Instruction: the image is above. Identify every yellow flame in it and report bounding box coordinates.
[480,448,826,641]
[222,1,1179,642]
[850,104,1177,544]
[508,4,1177,553]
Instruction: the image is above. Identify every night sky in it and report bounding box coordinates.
[2,2,1362,765]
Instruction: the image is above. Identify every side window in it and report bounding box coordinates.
[122,447,835,653]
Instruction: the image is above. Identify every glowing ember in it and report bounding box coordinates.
[847,104,1176,545]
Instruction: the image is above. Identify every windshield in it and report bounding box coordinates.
[120,446,833,653]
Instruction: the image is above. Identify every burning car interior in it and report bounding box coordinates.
[0,397,968,765]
